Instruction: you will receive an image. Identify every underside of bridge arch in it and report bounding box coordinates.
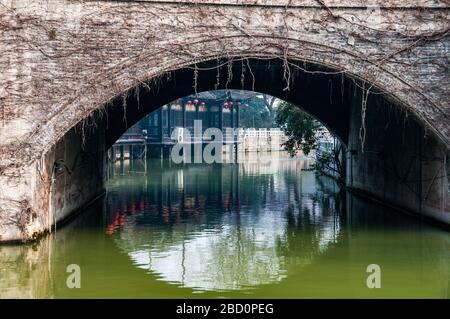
[105,59,352,148]
[1,58,449,242]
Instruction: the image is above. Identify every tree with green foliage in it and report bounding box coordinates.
[313,141,346,187]
[275,101,345,187]
[239,94,277,128]
[275,101,322,156]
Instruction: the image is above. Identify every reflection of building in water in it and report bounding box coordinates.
[106,156,342,291]
[0,236,54,298]
[239,152,312,176]
[128,225,287,291]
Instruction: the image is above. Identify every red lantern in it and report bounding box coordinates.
[201,102,206,106]
[237,102,241,106]
[223,102,229,107]
[193,99,199,105]
[244,103,249,109]
[176,98,181,102]
[187,100,192,105]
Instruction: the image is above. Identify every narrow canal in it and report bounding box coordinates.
[1,153,449,298]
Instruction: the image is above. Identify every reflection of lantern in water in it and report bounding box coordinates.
[106,224,115,235]
[119,213,126,226]
[106,210,122,235]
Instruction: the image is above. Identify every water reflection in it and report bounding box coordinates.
[108,153,340,291]
[0,152,449,298]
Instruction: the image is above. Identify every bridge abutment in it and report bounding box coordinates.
[346,92,450,225]
[0,122,106,242]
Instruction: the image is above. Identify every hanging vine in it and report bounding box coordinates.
[359,82,372,153]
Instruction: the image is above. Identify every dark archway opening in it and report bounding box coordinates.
[103,59,353,149]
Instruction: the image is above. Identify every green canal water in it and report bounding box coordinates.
[1,153,449,298]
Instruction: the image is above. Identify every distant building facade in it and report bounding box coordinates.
[121,90,256,145]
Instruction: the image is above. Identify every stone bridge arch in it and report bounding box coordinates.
[0,0,449,241]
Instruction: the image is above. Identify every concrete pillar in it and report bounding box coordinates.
[0,120,106,242]
[158,107,163,143]
[346,90,450,225]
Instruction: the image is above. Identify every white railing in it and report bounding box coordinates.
[238,128,285,138]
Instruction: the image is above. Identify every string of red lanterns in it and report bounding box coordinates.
[173,98,250,110]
